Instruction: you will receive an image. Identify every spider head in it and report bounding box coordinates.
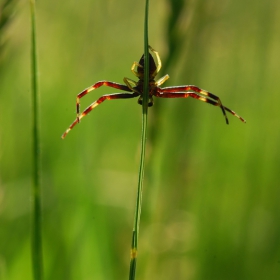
[137,52,157,79]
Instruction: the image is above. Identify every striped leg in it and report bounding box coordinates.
[76,81,131,121]
[62,92,139,139]
[154,91,246,123]
[223,106,246,123]
[159,85,229,124]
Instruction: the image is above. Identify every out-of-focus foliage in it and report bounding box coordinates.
[0,0,279,279]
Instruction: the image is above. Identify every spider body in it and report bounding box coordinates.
[62,46,245,139]
[132,52,160,107]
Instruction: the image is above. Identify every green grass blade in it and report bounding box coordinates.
[129,0,149,279]
[30,0,43,279]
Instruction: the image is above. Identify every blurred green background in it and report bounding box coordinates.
[0,0,279,279]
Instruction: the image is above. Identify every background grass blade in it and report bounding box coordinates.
[30,0,43,279]
[0,0,17,64]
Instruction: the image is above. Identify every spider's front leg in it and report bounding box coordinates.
[155,88,246,123]
[76,81,131,122]
[159,85,229,124]
[62,91,139,139]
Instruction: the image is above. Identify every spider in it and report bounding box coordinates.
[61,46,245,139]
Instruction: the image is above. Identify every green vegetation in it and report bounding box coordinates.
[29,0,43,279]
[0,0,279,279]
[129,1,149,279]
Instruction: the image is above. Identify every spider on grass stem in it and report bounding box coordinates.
[61,46,245,139]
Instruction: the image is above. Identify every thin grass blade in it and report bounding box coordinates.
[128,0,149,279]
[30,0,43,279]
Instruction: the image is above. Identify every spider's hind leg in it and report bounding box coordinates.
[131,62,143,78]
[123,77,138,92]
[156,74,170,87]
[149,46,162,75]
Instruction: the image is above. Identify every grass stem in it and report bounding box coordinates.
[128,0,149,279]
[30,0,43,279]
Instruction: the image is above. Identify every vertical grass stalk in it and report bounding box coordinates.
[129,0,149,279]
[30,0,43,279]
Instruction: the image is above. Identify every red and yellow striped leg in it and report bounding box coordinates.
[223,106,246,123]
[159,85,229,124]
[62,92,139,139]
[61,118,79,139]
[76,81,131,122]
[154,91,246,123]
